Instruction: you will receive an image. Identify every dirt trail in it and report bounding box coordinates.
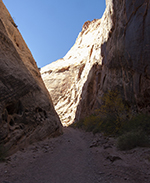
[0,127,150,183]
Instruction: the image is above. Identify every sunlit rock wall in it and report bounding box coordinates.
[41,0,150,126]
[41,1,114,126]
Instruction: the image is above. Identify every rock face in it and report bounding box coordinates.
[41,19,103,126]
[41,0,150,126]
[41,9,112,126]
[0,0,62,154]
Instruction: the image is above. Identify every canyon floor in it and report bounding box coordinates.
[0,127,150,183]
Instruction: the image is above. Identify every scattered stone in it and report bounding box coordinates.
[103,145,112,149]
[106,155,122,163]
[98,172,105,175]
[43,146,49,150]
[90,140,100,148]
[6,157,11,162]
[11,164,16,168]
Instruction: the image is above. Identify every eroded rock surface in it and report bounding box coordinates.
[41,16,110,126]
[41,0,150,126]
[0,0,62,154]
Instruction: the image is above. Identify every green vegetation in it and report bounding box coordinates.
[117,113,150,150]
[117,130,149,150]
[119,113,150,135]
[71,90,128,135]
[71,90,150,150]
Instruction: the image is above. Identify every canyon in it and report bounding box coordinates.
[41,0,150,126]
[0,0,149,158]
[0,0,150,182]
[0,0,62,154]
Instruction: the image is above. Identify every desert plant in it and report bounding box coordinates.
[99,90,127,123]
[117,130,149,150]
[70,118,84,129]
[94,90,129,135]
[71,89,129,135]
[119,113,150,135]
[116,113,150,150]
[70,90,150,150]
[71,115,101,133]
[83,115,100,132]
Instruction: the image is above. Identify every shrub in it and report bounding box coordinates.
[71,89,129,135]
[117,130,149,150]
[97,90,128,132]
[71,115,101,133]
[70,118,84,129]
[83,115,100,132]
[70,90,150,150]
[119,113,150,135]
[117,113,150,150]
[91,89,128,135]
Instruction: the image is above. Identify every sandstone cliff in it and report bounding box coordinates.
[41,0,150,126]
[0,0,62,154]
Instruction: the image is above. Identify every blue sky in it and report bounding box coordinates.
[3,0,106,68]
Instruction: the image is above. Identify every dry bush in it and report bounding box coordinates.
[71,90,150,150]
[71,90,128,135]
[117,130,149,150]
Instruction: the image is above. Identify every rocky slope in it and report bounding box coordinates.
[41,0,150,126]
[0,0,62,154]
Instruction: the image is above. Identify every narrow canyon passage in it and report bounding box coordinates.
[0,127,150,183]
[0,128,99,183]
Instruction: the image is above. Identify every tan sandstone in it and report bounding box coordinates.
[41,0,150,126]
[0,0,62,154]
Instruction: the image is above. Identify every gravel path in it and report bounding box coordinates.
[0,127,150,183]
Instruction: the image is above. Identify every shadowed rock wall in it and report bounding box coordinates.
[76,0,150,121]
[0,0,62,154]
[41,0,150,125]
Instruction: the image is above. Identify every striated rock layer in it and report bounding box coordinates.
[41,3,113,126]
[0,0,62,154]
[41,0,150,126]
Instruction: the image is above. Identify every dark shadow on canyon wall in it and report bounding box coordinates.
[74,63,102,122]
[75,0,150,122]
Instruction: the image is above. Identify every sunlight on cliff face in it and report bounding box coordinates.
[41,1,114,126]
